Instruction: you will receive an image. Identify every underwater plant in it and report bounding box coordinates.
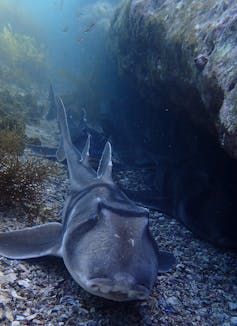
[0,24,47,88]
[0,118,25,156]
[0,121,58,218]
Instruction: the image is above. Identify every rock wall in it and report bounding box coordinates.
[110,0,237,160]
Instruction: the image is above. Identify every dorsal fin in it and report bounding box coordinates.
[81,134,91,166]
[56,96,96,190]
[56,96,80,162]
[97,141,113,182]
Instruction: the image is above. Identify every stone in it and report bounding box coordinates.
[5,306,14,322]
[229,302,237,311]
[0,271,17,284]
[11,322,21,326]
[17,279,31,288]
[0,292,11,304]
[110,0,237,160]
[166,296,180,306]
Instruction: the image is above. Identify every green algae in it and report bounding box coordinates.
[0,24,47,88]
[0,88,57,219]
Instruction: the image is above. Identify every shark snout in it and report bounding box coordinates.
[87,272,150,301]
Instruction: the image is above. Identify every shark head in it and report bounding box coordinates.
[63,205,161,301]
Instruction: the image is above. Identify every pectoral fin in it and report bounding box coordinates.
[158,251,176,273]
[0,222,63,259]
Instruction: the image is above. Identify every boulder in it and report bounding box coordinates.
[110,0,237,160]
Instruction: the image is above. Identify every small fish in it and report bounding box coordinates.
[62,26,69,33]
[76,11,83,19]
[76,36,84,44]
[84,22,96,33]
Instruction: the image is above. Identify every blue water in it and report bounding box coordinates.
[0,0,121,92]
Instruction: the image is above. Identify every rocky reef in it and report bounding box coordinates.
[110,0,237,160]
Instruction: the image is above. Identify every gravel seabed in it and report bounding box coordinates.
[0,161,236,326]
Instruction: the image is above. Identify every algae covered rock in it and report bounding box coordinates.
[110,0,237,159]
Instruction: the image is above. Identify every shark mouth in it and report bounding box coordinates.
[85,274,150,301]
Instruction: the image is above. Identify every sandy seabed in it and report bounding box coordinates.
[0,161,236,326]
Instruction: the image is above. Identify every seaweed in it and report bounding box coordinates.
[0,121,59,219]
[0,24,48,88]
[0,119,25,156]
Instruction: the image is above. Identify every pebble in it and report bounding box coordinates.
[15,316,26,321]
[166,296,180,306]
[32,319,43,324]
[11,322,21,326]
[0,271,17,284]
[26,313,39,321]
[0,308,3,320]
[5,306,14,322]
[87,321,97,326]
[229,302,237,311]
[158,216,165,221]
[215,313,228,322]
[231,317,237,325]
[0,292,11,304]
[17,279,31,288]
